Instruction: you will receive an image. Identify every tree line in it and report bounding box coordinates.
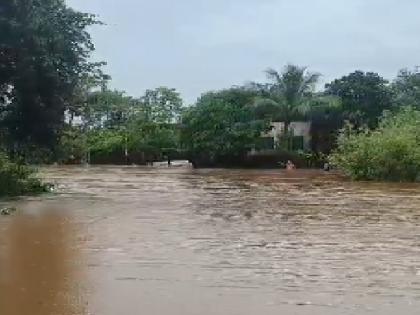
[39,64,420,171]
[1,1,420,192]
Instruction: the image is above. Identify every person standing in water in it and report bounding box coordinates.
[286,160,296,170]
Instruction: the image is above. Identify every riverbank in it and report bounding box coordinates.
[0,153,48,198]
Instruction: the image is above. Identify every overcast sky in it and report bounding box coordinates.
[67,0,420,103]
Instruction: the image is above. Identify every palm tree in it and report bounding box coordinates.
[252,64,338,149]
[257,64,319,129]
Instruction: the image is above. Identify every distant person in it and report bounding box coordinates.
[167,155,171,167]
[323,162,331,172]
[286,160,296,170]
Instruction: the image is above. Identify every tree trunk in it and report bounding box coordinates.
[284,121,291,151]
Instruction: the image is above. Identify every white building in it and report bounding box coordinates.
[262,121,312,150]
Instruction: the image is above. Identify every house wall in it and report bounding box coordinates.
[263,121,312,150]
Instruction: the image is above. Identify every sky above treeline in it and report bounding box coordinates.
[67,0,420,104]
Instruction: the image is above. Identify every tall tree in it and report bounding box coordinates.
[253,65,321,134]
[325,71,393,127]
[392,68,420,109]
[140,87,183,124]
[181,88,268,166]
[249,64,338,150]
[76,87,184,164]
[83,89,135,130]
[0,0,104,153]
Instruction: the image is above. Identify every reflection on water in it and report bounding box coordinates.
[0,208,85,315]
[1,166,420,315]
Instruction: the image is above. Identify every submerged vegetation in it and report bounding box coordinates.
[0,152,48,197]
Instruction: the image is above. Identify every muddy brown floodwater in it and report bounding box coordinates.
[1,166,420,315]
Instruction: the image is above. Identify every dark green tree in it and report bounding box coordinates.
[392,68,420,109]
[181,88,269,166]
[0,0,105,154]
[128,121,179,155]
[83,89,135,130]
[73,87,184,164]
[140,87,183,124]
[325,71,393,127]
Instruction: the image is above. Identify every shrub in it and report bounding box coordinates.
[56,126,88,164]
[330,107,420,182]
[0,152,48,197]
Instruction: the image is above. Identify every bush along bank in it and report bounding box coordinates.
[330,107,420,182]
[0,152,49,197]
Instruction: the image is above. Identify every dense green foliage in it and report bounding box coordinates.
[0,0,105,153]
[1,2,420,183]
[181,88,269,166]
[392,68,420,109]
[140,87,184,124]
[71,66,419,173]
[56,126,88,163]
[325,71,393,128]
[0,152,47,197]
[330,108,420,182]
[83,90,134,130]
[310,105,344,154]
[56,87,183,164]
[127,121,179,155]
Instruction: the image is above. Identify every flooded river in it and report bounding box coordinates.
[1,166,420,315]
